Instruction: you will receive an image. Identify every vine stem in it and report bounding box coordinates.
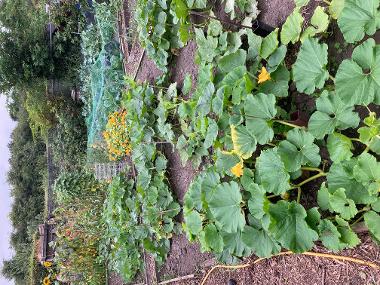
[189,11,254,29]
[200,251,380,285]
[158,208,181,215]
[323,0,332,4]
[329,75,335,81]
[300,167,325,174]
[290,172,326,189]
[272,120,305,129]
[297,187,302,203]
[350,137,363,143]
[350,215,365,227]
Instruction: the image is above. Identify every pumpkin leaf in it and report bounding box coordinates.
[244,93,277,144]
[208,181,246,233]
[337,0,380,43]
[281,9,304,45]
[308,91,360,139]
[269,201,318,253]
[329,0,345,19]
[364,211,380,243]
[301,6,330,41]
[336,39,380,106]
[293,38,329,94]
[255,148,290,195]
[260,28,279,59]
[278,128,321,172]
[230,125,257,159]
[327,133,353,162]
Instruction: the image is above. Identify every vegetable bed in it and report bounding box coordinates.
[105,0,380,284]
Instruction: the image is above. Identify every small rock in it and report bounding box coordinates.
[228,279,237,285]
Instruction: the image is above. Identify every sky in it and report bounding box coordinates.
[0,95,16,285]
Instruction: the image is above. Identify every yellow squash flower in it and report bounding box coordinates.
[43,277,51,285]
[258,67,271,84]
[43,261,52,268]
[231,162,244,177]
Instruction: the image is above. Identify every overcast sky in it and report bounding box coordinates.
[0,95,16,285]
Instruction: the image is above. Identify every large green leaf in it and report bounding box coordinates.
[337,0,380,43]
[327,133,353,162]
[335,39,380,105]
[194,28,218,62]
[221,229,252,257]
[328,160,378,204]
[318,219,346,252]
[317,183,331,211]
[259,65,290,98]
[294,0,309,6]
[353,152,380,194]
[260,28,279,59]
[335,216,361,247]
[218,49,247,73]
[242,225,281,257]
[202,224,224,253]
[293,38,329,94]
[329,188,358,220]
[216,150,241,175]
[278,129,321,172]
[244,93,277,144]
[184,211,203,235]
[245,183,269,219]
[204,118,218,149]
[267,45,287,72]
[230,124,257,159]
[329,0,345,19]
[269,201,318,253]
[281,9,304,45]
[208,181,246,233]
[301,6,329,41]
[364,211,380,243]
[308,91,360,139]
[255,148,290,195]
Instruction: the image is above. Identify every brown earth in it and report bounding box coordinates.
[109,1,380,285]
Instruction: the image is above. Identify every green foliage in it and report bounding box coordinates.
[50,99,87,171]
[54,177,106,285]
[101,173,180,282]
[82,2,125,163]
[24,80,56,139]
[337,0,380,43]
[301,6,329,41]
[0,0,49,91]
[308,91,360,139]
[54,171,100,205]
[100,79,181,282]
[173,2,380,263]
[335,38,380,106]
[293,38,329,95]
[135,0,184,72]
[280,9,303,45]
[2,107,46,284]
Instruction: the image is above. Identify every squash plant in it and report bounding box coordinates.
[176,1,380,263]
[100,79,181,282]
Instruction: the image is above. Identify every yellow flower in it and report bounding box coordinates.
[43,261,52,268]
[43,277,51,285]
[258,67,271,84]
[231,162,244,177]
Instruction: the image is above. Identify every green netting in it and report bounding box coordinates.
[83,3,125,163]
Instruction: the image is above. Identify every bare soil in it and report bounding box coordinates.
[109,1,380,285]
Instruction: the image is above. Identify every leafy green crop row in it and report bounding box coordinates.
[100,81,181,282]
[140,0,380,263]
[96,0,380,280]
